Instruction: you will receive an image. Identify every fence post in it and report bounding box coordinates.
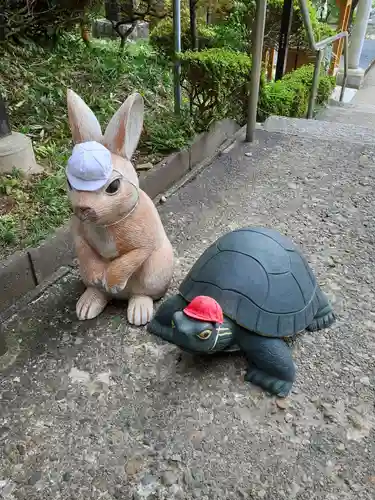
[246,0,267,142]
[0,95,11,139]
[173,0,182,114]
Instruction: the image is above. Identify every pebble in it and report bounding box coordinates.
[284,413,294,423]
[160,195,167,203]
[359,376,370,386]
[55,390,67,401]
[276,398,289,410]
[141,474,157,486]
[126,457,143,476]
[183,469,194,487]
[162,470,178,486]
[28,471,42,485]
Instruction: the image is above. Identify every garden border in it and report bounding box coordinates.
[0,118,241,317]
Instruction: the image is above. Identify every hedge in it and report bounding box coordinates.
[150,18,218,57]
[259,64,336,120]
[150,0,336,57]
[179,48,257,130]
[178,48,335,129]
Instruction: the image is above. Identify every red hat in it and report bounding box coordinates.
[183,296,224,324]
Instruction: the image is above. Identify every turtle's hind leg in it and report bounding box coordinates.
[235,328,296,397]
[307,287,336,332]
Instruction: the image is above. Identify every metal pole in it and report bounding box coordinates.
[0,4,5,42]
[246,0,267,142]
[173,0,182,114]
[0,95,11,139]
[275,0,293,81]
[298,0,316,49]
[307,50,323,119]
[339,34,348,102]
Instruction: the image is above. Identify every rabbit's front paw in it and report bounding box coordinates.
[100,273,128,295]
[76,287,108,320]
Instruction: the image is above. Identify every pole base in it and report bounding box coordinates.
[336,67,365,89]
[0,132,43,176]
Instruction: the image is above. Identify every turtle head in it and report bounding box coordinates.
[171,296,233,353]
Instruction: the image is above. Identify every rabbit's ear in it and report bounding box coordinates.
[67,89,103,144]
[103,93,144,160]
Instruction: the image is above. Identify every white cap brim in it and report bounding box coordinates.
[67,170,108,192]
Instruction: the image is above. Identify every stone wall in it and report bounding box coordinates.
[92,19,149,41]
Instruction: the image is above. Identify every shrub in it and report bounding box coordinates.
[3,0,102,44]
[150,17,217,57]
[0,35,196,255]
[179,48,259,130]
[211,0,337,54]
[258,64,335,120]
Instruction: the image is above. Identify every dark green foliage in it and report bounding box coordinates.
[210,0,337,55]
[179,48,256,130]
[3,0,102,44]
[258,64,336,120]
[0,35,196,254]
[149,17,217,57]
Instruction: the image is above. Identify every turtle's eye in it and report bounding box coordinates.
[106,178,120,194]
[197,329,212,340]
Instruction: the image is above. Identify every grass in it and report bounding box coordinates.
[0,33,196,258]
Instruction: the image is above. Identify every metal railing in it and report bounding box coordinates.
[246,0,349,142]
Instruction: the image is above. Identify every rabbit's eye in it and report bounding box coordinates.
[106,179,120,194]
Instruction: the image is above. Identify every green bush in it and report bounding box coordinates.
[150,17,217,57]
[258,64,335,120]
[179,48,258,130]
[0,35,196,255]
[211,0,337,54]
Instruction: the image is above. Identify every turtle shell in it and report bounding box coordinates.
[179,227,320,338]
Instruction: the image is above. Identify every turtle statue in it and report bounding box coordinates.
[147,227,336,397]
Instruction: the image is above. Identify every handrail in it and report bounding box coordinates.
[245,0,348,142]
[298,0,348,117]
[246,0,267,141]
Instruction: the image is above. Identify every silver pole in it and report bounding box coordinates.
[339,33,348,102]
[173,0,182,114]
[298,0,316,49]
[307,49,323,119]
[246,0,267,142]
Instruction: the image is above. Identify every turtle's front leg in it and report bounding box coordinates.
[235,327,296,397]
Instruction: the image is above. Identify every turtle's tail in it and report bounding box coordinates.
[307,288,336,332]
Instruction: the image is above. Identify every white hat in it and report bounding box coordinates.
[66,141,113,191]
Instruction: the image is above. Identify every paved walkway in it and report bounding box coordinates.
[352,63,375,106]
[359,39,375,70]
[1,123,374,499]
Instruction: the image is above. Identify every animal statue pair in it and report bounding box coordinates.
[66,90,336,399]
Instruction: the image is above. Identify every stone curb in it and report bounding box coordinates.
[0,118,240,317]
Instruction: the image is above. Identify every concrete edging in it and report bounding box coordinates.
[0,118,240,316]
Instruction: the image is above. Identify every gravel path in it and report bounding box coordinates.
[0,130,374,500]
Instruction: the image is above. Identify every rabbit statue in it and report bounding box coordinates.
[65,89,174,326]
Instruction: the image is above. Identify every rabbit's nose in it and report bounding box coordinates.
[76,206,97,221]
